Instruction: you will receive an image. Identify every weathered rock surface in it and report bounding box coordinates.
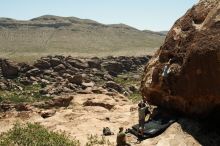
[1,94,219,146]
[0,55,149,97]
[104,81,124,93]
[40,109,56,118]
[34,60,51,69]
[34,96,73,109]
[14,103,31,111]
[1,59,19,79]
[83,98,115,110]
[141,0,220,116]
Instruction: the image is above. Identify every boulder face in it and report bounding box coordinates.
[141,0,220,116]
[1,59,19,79]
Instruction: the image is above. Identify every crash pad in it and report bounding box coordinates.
[127,114,177,140]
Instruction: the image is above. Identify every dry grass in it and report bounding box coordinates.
[0,18,164,62]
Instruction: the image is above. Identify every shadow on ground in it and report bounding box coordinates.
[178,111,220,146]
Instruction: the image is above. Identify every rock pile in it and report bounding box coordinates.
[141,0,220,117]
[0,55,149,97]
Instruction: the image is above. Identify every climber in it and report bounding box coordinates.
[116,127,131,146]
[138,100,150,136]
[161,58,175,94]
[162,58,172,78]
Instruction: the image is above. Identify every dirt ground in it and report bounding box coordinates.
[0,93,201,146]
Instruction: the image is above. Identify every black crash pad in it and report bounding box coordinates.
[127,115,177,140]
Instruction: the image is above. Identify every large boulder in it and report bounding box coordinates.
[18,63,34,73]
[102,61,124,73]
[66,58,88,69]
[141,0,220,117]
[25,68,42,77]
[104,81,124,93]
[34,60,51,69]
[87,59,101,69]
[1,59,19,79]
[49,58,63,67]
[67,74,84,85]
[53,64,66,72]
[121,59,134,71]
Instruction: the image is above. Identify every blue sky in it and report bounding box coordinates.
[1,0,198,31]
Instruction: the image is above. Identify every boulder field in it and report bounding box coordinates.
[0,55,149,102]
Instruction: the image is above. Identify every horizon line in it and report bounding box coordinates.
[0,14,170,32]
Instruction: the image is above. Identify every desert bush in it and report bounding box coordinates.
[0,123,80,146]
[129,92,142,102]
[0,84,52,103]
[114,73,142,102]
[85,134,114,146]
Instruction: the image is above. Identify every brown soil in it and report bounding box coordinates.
[0,93,205,146]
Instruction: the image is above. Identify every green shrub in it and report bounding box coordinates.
[0,84,52,103]
[113,73,142,103]
[0,123,80,146]
[85,134,113,146]
[129,92,142,103]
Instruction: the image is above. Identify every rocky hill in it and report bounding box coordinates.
[141,0,220,117]
[0,55,150,106]
[0,15,165,61]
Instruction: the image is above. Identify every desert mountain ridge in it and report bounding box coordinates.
[0,15,166,34]
[0,15,165,62]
